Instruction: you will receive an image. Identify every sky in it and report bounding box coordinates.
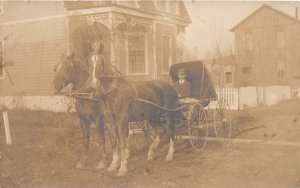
[183,1,300,59]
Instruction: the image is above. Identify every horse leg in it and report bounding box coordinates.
[96,115,107,169]
[164,113,176,161]
[166,138,175,161]
[117,117,129,177]
[147,126,162,160]
[76,116,91,169]
[125,137,130,159]
[107,123,120,171]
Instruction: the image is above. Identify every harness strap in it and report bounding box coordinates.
[136,98,189,112]
[99,78,118,96]
[73,75,93,93]
[105,61,138,99]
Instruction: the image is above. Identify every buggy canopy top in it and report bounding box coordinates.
[170,60,217,102]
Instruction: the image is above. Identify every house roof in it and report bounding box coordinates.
[64,1,191,24]
[230,4,300,32]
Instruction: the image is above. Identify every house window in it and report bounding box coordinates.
[0,1,3,15]
[155,1,177,14]
[168,1,176,14]
[276,59,286,82]
[241,66,252,81]
[0,41,4,79]
[245,32,254,50]
[156,1,166,11]
[126,34,147,74]
[276,31,286,48]
[225,72,232,84]
[241,66,252,74]
[162,35,172,73]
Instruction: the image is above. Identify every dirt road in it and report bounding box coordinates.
[1,100,300,188]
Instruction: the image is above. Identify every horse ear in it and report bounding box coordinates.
[60,53,66,60]
[53,64,59,72]
[69,51,75,60]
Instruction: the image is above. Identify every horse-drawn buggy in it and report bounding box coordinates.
[53,54,232,176]
[130,60,232,152]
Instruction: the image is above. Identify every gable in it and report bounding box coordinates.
[64,1,191,23]
[231,4,300,32]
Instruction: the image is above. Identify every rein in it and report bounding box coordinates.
[136,98,189,112]
[103,62,139,99]
[59,58,186,111]
[95,61,187,112]
[60,59,95,99]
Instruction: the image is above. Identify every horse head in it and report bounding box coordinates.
[53,53,76,94]
[91,53,115,91]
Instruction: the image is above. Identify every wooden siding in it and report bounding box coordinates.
[0,1,65,23]
[0,1,190,96]
[0,17,68,96]
[234,6,300,87]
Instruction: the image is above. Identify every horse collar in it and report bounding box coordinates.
[99,77,118,97]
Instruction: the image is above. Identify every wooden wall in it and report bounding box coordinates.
[0,1,187,96]
[235,6,300,87]
[0,1,68,96]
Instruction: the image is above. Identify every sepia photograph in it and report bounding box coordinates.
[1,0,300,187]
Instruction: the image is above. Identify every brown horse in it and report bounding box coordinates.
[52,53,108,170]
[93,55,182,176]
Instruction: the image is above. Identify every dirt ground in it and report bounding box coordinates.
[1,100,300,188]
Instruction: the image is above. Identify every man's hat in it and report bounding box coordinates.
[177,68,186,74]
[91,34,103,44]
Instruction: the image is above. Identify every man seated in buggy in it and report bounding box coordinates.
[170,61,217,108]
[172,68,200,104]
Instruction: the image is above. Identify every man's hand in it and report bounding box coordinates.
[65,84,73,97]
[91,79,99,89]
[179,98,185,103]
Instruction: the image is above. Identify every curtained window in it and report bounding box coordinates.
[0,1,3,15]
[245,32,254,50]
[162,35,172,73]
[276,59,286,82]
[276,31,286,49]
[127,34,147,74]
[156,0,178,14]
[225,72,233,84]
[241,65,252,81]
[0,41,4,78]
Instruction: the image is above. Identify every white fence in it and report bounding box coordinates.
[209,86,292,110]
[217,87,239,110]
[209,88,239,110]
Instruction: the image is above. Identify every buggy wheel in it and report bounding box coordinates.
[175,119,189,147]
[129,121,155,151]
[188,104,208,152]
[214,98,232,141]
[140,121,156,147]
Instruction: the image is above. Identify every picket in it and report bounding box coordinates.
[209,87,239,110]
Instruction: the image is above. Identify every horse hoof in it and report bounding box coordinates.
[147,156,154,161]
[117,169,128,177]
[76,161,84,169]
[126,150,130,159]
[147,151,154,161]
[165,155,173,161]
[96,161,107,170]
[107,163,119,171]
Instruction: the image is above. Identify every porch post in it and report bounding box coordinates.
[110,30,116,65]
[109,12,116,66]
[152,23,157,79]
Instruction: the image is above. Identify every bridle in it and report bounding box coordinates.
[61,60,73,89]
[59,58,94,97]
[58,57,137,100]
